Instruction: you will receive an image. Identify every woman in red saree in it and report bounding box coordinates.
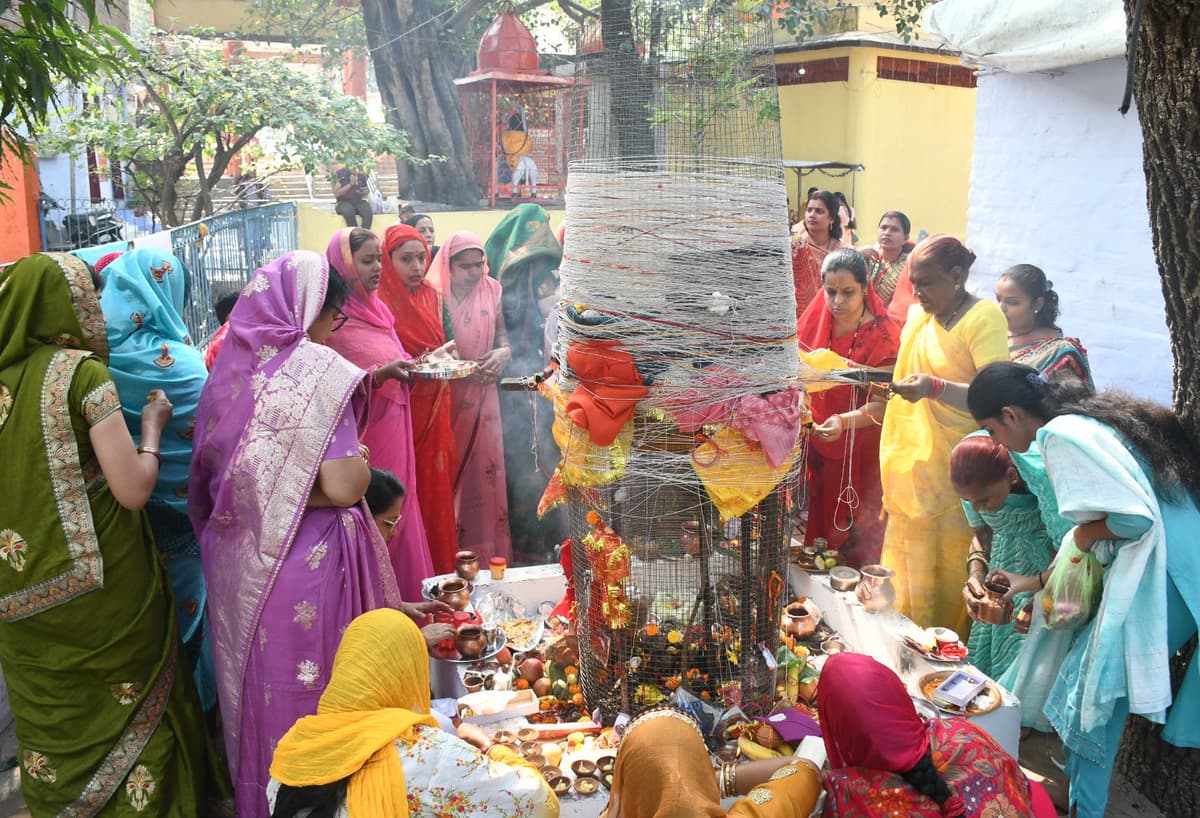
[426,231,513,563]
[376,224,459,573]
[791,190,846,324]
[798,248,900,567]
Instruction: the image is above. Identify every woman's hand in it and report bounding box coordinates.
[380,358,417,384]
[141,389,173,435]
[813,413,844,443]
[477,346,512,380]
[985,567,1040,600]
[890,374,934,402]
[457,721,493,751]
[401,599,453,619]
[421,622,456,650]
[962,576,988,622]
[426,341,458,364]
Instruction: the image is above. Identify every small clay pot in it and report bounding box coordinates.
[571,759,598,778]
[573,776,601,795]
[455,550,480,581]
[462,672,485,693]
[516,727,540,744]
[437,578,472,611]
[455,625,488,659]
[784,602,818,639]
[595,754,616,774]
[539,765,563,781]
[524,753,547,769]
[548,775,572,797]
[492,730,517,745]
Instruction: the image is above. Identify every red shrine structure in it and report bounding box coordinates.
[455,12,577,207]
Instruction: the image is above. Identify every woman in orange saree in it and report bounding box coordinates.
[376,224,460,573]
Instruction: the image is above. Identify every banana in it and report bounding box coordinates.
[738,735,784,760]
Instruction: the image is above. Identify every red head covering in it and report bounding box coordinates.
[376,224,445,357]
[817,653,929,772]
[796,275,892,356]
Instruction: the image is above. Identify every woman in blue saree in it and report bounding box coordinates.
[100,248,216,714]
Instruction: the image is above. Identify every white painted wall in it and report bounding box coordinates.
[963,57,1173,405]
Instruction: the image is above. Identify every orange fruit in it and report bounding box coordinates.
[514,678,530,690]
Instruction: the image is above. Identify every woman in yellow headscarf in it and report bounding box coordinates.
[602,707,822,818]
[268,609,558,818]
[879,235,1009,634]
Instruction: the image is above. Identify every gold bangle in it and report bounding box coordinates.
[137,446,162,464]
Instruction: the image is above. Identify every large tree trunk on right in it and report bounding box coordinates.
[361,0,481,206]
[1116,0,1200,811]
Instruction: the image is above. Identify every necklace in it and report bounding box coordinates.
[939,291,969,328]
[828,303,868,358]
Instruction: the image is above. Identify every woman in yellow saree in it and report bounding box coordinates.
[880,236,1009,633]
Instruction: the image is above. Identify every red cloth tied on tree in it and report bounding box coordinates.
[565,341,648,446]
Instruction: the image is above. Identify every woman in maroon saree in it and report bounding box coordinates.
[798,248,900,567]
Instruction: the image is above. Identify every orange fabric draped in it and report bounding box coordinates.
[377,224,460,573]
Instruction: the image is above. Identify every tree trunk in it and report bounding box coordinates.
[600,0,656,162]
[1116,0,1200,810]
[360,0,481,206]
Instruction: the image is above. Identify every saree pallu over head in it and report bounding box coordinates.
[0,254,222,814]
[325,228,434,596]
[189,250,378,776]
[271,609,439,818]
[484,203,561,360]
[818,653,1038,817]
[602,708,821,818]
[879,301,1009,518]
[375,223,459,571]
[0,253,109,614]
[100,248,208,516]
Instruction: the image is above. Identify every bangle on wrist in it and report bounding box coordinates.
[137,446,162,464]
[1037,571,1046,590]
[929,377,946,399]
[966,554,989,571]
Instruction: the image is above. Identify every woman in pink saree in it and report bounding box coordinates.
[324,227,435,597]
[188,251,400,818]
[427,231,513,561]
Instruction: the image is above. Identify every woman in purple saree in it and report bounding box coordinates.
[188,251,401,818]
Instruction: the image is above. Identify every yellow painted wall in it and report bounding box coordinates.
[776,46,973,239]
[297,205,565,253]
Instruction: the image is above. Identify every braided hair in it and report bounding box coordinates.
[270,780,347,818]
[901,749,965,817]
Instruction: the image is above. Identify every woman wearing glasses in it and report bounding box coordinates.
[189,251,405,818]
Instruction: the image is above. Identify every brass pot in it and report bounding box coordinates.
[855,564,896,613]
[784,602,819,639]
[455,550,480,581]
[455,625,488,659]
[974,576,1014,626]
[437,578,472,610]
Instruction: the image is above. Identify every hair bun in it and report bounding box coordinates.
[1044,279,1054,290]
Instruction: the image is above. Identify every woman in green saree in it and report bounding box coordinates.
[484,204,565,561]
[0,253,226,816]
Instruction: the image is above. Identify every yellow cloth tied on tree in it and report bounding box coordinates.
[798,348,851,394]
[270,609,440,818]
[691,427,798,518]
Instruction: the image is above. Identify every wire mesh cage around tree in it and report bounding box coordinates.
[569,465,795,725]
